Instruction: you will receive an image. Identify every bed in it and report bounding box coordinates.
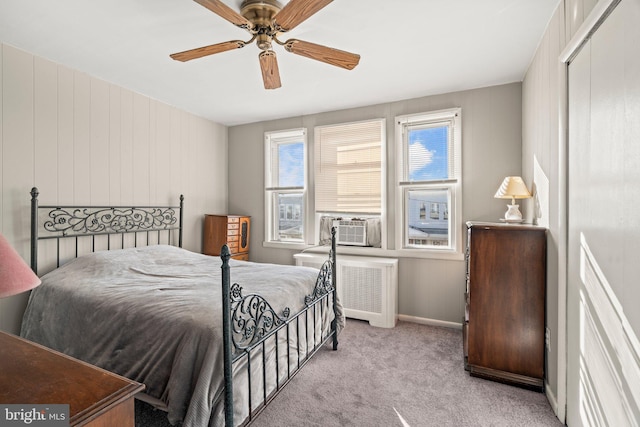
[20,188,341,427]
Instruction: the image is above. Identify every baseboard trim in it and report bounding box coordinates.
[398,314,462,330]
[545,380,558,415]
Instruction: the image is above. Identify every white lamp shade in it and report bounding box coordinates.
[494,176,532,200]
[0,233,41,298]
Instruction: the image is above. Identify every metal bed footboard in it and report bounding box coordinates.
[30,187,184,274]
[221,229,338,427]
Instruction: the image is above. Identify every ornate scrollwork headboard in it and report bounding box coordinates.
[30,187,184,274]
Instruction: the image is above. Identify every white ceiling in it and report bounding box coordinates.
[0,0,560,126]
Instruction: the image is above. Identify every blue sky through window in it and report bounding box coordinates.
[278,142,304,187]
[408,126,448,181]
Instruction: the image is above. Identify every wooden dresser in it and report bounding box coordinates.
[203,214,250,260]
[463,222,546,391]
[0,331,144,426]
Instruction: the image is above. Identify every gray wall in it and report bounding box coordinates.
[228,82,523,325]
[0,43,228,334]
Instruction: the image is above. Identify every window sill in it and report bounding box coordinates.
[296,245,465,261]
[391,248,464,261]
[263,241,311,251]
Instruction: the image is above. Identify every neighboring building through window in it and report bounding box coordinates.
[396,108,462,254]
[264,128,306,243]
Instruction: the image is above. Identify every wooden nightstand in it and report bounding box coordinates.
[0,331,144,426]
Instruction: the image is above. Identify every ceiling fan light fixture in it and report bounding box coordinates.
[256,33,273,51]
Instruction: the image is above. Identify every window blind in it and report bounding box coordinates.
[314,119,384,214]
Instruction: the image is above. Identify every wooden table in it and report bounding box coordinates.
[0,331,144,426]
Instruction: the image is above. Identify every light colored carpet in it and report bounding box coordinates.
[136,319,564,426]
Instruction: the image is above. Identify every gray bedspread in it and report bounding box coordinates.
[20,245,342,427]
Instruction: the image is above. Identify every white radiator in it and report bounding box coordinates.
[294,253,398,328]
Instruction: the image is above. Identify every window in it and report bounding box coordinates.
[396,108,461,254]
[314,119,385,247]
[314,119,385,215]
[265,128,307,244]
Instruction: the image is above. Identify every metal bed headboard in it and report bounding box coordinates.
[30,187,184,274]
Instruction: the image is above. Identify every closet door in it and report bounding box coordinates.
[566,1,640,425]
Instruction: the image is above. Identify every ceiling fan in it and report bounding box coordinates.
[170,0,361,89]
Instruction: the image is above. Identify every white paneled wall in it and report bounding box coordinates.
[521,0,601,418]
[522,3,566,413]
[0,43,228,333]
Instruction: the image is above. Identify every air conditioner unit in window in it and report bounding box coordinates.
[333,219,367,246]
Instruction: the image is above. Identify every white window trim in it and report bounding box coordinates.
[264,128,308,247]
[394,108,463,260]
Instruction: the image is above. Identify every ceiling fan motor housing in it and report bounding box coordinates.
[240,0,283,50]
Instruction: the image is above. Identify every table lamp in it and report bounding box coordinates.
[0,233,41,298]
[494,176,532,223]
